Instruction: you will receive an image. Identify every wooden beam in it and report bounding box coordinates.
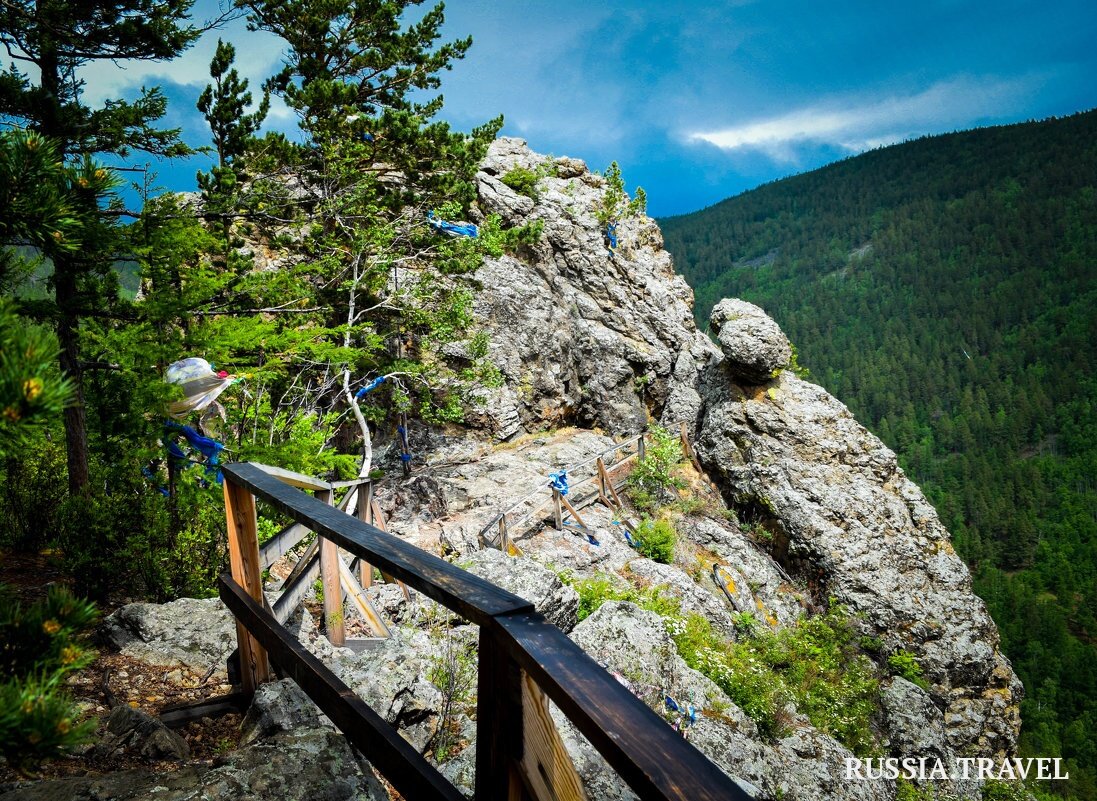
[218,575,464,801]
[337,555,391,638]
[552,489,563,530]
[316,487,345,647]
[223,480,271,691]
[159,691,252,729]
[558,493,588,530]
[475,627,525,801]
[495,611,753,801]
[272,548,320,625]
[253,463,331,492]
[518,671,588,801]
[261,487,357,570]
[223,463,534,627]
[599,458,627,511]
[356,484,374,589]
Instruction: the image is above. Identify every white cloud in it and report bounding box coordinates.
[687,76,1039,162]
[77,10,283,110]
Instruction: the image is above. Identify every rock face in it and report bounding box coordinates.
[469,137,706,437]
[457,141,1021,786]
[689,359,1022,758]
[2,705,386,801]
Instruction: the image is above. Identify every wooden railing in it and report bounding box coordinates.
[220,460,751,801]
[478,423,699,554]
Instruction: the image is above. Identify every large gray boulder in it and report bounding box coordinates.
[102,597,236,675]
[463,547,580,631]
[710,298,791,384]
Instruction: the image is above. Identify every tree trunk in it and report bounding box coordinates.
[54,259,89,493]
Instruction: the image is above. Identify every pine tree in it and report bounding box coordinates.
[0,0,200,492]
[232,0,504,471]
[196,38,269,208]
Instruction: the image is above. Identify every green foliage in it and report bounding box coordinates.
[501,166,540,199]
[895,778,935,801]
[633,516,677,564]
[626,425,684,511]
[0,299,72,454]
[567,573,680,622]
[598,161,647,227]
[0,0,200,493]
[981,780,1030,801]
[888,649,929,690]
[666,606,879,753]
[478,214,545,257]
[665,110,1097,796]
[0,433,68,550]
[0,583,98,770]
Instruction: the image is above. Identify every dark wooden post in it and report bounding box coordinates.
[638,433,646,461]
[316,487,345,646]
[223,478,271,691]
[475,628,524,801]
[552,488,564,530]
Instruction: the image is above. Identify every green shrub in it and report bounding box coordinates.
[501,166,540,199]
[981,780,1029,801]
[0,431,67,550]
[888,648,929,690]
[0,583,98,771]
[665,606,879,754]
[626,425,683,511]
[633,517,677,564]
[568,573,679,621]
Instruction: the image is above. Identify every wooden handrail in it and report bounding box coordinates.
[220,460,752,801]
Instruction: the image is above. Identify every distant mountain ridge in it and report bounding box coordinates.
[661,109,1097,799]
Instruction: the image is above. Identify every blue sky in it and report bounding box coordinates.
[81,0,1097,217]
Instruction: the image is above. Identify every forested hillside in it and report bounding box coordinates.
[662,110,1097,799]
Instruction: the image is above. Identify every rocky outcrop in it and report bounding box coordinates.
[2,700,385,801]
[456,140,1021,787]
[468,137,706,436]
[687,312,1022,759]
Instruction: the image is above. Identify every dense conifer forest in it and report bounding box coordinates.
[662,109,1097,799]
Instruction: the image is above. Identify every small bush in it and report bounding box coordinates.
[981,780,1029,801]
[888,648,929,690]
[633,517,677,564]
[568,573,679,622]
[626,425,684,511]
[501,166,540,199]
[426,629,477,762]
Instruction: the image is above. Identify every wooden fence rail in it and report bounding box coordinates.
[220,460,751,801]
[478,422,696,553]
